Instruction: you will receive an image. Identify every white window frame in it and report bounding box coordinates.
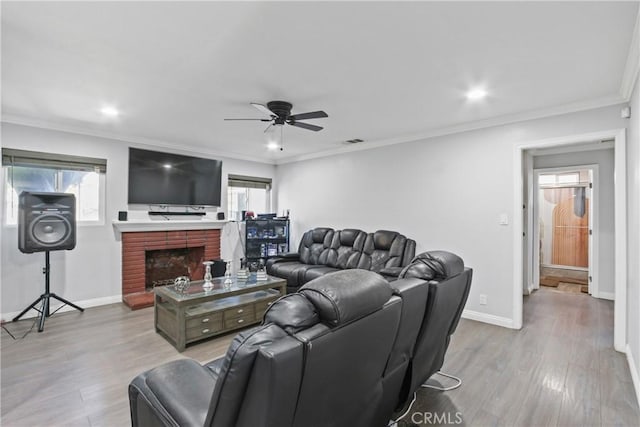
[2,149,107,227]
[227,175,272,221]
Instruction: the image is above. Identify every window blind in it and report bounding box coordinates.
[2,148,107,173]
[228,174,272,190]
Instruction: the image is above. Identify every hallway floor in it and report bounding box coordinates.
[400,287,640,426]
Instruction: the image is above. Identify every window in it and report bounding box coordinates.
[3,148,107,225]
[539,172,581,186]
[227,174,272,221]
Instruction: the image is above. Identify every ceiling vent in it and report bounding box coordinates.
[344,138,364,144]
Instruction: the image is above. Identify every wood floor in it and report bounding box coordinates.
[2,288,638,426]
[398,288,640,426]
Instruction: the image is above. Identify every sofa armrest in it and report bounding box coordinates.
[129,359,216,427]
[266,253,300,271]
[278,252,300,260]
[378,266,403,278]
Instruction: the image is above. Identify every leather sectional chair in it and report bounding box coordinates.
[129,251,472,427]
[267,228,416,293]
[397,251,473,399]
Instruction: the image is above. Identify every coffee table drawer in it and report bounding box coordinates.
[187,320,224,340]
[254,297,279,314]
[223,304,255,321]
[186,312,223,329]
[223,312,255,329]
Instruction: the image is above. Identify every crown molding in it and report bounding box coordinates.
[276,94,625,165]
[620,7,640,101]
[0,114,277,165]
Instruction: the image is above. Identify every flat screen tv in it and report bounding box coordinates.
[128,148,222,206]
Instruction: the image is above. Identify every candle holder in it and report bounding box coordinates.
[203,261,214,291]
[224,260,233,289]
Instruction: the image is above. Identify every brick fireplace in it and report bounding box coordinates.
[121,229,221,309]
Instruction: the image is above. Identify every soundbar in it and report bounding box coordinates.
[148,211,207,216]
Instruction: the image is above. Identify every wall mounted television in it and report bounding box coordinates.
[128,148,222,206]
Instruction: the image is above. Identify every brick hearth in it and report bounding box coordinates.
[122,229,221,309]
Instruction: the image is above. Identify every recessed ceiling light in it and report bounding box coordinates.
[266,142,280,151]
[466,88,488,101]
[163,164,172,169]
[100,106,120,117]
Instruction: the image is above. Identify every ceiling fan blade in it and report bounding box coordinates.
[288,121,323,132]
[224,118,272,121]
[264,123,274,133]
[288,110,328,121]
[251,102,276,117]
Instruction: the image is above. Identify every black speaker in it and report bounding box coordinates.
[118,211,128,221]
[217,212,225,220]
[18,192,76,253]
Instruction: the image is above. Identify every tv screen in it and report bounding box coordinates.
[128,148,222,206]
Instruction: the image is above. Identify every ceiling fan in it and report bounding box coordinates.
[224,101,328,132]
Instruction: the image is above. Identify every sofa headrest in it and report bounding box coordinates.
[372,230,400,250]
[399,250,464,281]
[337,229,365,247]
[263,294,320,334]
[311,227,333,243]
[299,269,392,327]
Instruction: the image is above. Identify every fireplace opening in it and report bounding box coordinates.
[145,246,205,290]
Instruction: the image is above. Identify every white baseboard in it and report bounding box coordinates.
[1,294,122,322]
[597,291,615,300]
[626,344,640,409]
[461,309,515,329]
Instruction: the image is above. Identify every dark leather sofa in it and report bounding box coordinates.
[267,228,416,293]
[129,251,472,427]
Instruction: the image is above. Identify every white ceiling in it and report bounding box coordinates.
[1,1,638,164]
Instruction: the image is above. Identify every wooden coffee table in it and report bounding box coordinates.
[154,274,286,351]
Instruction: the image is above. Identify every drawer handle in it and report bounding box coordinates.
[202,328,210,334]
[237,309,244,314]
[202,318,210,323]
[237,319,244,324]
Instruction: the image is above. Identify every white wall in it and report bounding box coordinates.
[626,72,640,390]
[0,123,276,317]
[533,149,615,295]
[277,104,628,323]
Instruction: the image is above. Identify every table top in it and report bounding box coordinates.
[155,274,286,303]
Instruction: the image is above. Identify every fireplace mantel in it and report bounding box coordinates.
[112,218,227,234]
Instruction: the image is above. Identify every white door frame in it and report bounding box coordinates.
[513,129,627,352]
[531,165,599,298]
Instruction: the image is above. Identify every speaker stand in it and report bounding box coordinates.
[12,251,84,332]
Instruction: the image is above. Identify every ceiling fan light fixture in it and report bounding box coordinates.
[265,123,284,151]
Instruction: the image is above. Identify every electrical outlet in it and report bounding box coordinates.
[479,294,487,305]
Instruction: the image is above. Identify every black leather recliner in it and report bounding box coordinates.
[397,251,473,399]
[267,227,334,293]
[129,251,472,427]
[299,228,368,283]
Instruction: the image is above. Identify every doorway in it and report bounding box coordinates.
[513,128,626,353]
[533,166,596,296]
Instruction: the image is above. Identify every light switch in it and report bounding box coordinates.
[499,214,509,225]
